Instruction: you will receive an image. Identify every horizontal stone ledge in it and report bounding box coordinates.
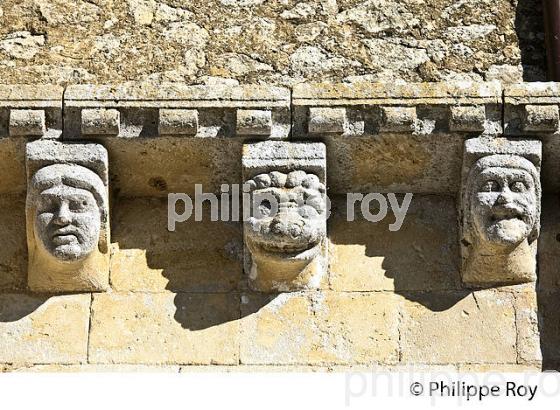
[63,83,290,140]
[293,81,502,105]
[0,85,63,105]
[64,84,290,110]
[293,81,503,138]
[505,83,560,135]
[0,85,63,139]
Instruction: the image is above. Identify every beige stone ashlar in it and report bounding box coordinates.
[460,137,542,287]
[64,83,290,139]
[242,141,327,292]
[25,139,110,293]
[0,85,62,139]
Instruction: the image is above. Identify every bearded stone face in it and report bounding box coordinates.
[471,165,538,248]
[245,170,326,262]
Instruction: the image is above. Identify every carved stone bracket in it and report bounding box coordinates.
[25,139,110,292]
[460,137,542,287]
[242,141,327,292]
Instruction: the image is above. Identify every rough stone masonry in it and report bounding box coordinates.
[0,1,558,372]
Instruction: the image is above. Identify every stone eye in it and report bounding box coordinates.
[510,181,527,193]
[37,197,56,213]
[69,200,88,211]
[480,180,500,192]
[258,199,272,216]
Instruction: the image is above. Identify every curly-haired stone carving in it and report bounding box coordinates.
[461,138,541,286]
[245,170,327,291]
[26,140,110,292]
[242,141,327,292]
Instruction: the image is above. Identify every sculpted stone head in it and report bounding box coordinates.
[27,163,108,263]
[464,154,540,251]
[245,170,327,263]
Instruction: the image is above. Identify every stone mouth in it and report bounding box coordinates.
[247,237,321,260]
[489,207,525,223]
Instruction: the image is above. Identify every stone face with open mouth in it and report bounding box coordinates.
[461,143,542,286]
[245,171,326,262]
[471,166,538,248]
[244,170,327,291]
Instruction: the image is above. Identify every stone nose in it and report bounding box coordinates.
[52,202,72,226]
[496,190,514,205]
[270,214,303,239]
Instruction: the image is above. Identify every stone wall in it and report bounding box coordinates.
[0,1,557,373]
[0,0,547,86]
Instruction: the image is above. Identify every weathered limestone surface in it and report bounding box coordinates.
[329,195,460,292]
[400,290,518,364]
[0,294,90,364]
[538,195,560,290]
[89,292,240,365]
[0,194,27,291]
[110,198,242,292]
[0,80,554,371]
[0,0,545,85]
[294,81,501,194]
[240,291,400,365]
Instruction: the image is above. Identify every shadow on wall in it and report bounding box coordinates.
[328,195,470,311]
[537,196,560,371]
[515,0,547,81]
[110,195,271,331]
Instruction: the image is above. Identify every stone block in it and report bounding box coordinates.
[240,291,399,365]
[513,286,541,365]
[329,195,461,291]
[236,109,272,136]
[379,106,416,132]
[9,109,46,136]
[523,104,559,132]
[81,108,120,136]
[110,197,242,292]
[537,195,560,289]
[449,105,486,132]
[0,194,27,291]
[400,290,517,364]
[0,294,90,364]
[89,292,240,365]
[158,108,198,136]
[308,107,347,134]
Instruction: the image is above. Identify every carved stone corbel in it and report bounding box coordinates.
[26,140,110,292]
[460,137,541,286]
[242,141,327,292]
